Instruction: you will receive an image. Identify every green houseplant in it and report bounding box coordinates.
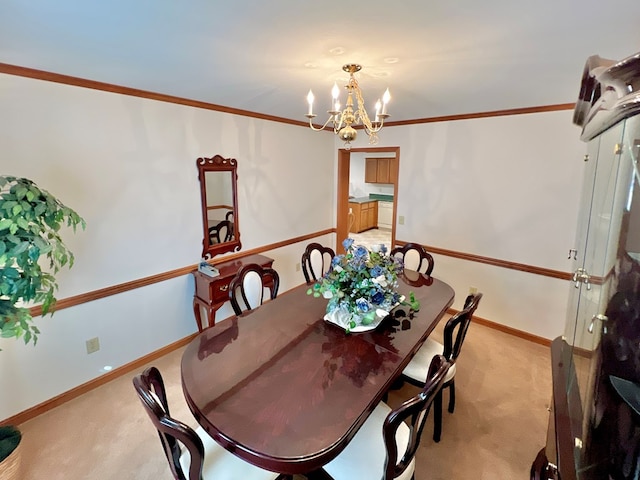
[0,176,85,346]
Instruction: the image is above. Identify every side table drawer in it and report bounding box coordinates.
[210,279,231,303]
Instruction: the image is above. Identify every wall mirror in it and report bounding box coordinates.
[197,155,241,259]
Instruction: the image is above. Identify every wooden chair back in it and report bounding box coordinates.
[301,242,336,283]
[390,243,434,276]
[132,367,204,480]
[443,293,483,361]
[209,220,233,244]
[382,355,450,479]
[229,263,280,315]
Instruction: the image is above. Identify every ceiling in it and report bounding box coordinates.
[2,0,640,125]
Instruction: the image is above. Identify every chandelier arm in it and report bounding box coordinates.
[308,115,339,132]
[333,110,348,134]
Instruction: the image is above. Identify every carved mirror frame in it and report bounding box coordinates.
[197,155,241,259]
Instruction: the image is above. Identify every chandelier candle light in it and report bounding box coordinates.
[306,64,391,148]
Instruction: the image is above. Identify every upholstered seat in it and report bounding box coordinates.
[132,366,280,480]
[301,242,335,283]
[323,355,450,480]
[402,292,483,442]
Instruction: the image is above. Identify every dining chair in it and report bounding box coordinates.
[322,355,450,480]
[389,243,434,276]
[301,242,335,283]
[229,263,280,315]
[209,220,233,244]
[401,292,483,442]
[132,366,282,480]
[225,210,235,235]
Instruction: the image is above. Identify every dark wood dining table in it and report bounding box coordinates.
[181,269,455,475]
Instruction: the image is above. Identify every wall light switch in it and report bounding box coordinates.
[86,337,100,354]
[399,215,405,225]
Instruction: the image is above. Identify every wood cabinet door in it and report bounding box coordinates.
[349,203,360,232]
[389,157,398,184]
[367,202,377,229]
[365,158,378,183]
[377,158,390,183]
[359,207,369,231]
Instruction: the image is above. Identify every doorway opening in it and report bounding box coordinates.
[336,146,400,253]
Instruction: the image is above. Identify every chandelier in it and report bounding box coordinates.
[305,64,390,148]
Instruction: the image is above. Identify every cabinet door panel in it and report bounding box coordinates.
[365,158,378,183]
[389,158,398,184]
[377,158,390,183]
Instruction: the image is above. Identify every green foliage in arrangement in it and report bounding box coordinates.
[0,176,85,347]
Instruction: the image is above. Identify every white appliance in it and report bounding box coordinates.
[377,201,393,229]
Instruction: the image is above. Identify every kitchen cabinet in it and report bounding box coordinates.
[531,52,640,480]
[349,200,378,233]
[365,157,396,184]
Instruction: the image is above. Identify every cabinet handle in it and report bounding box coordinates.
[219,285,229,292]
[588,314,608,334]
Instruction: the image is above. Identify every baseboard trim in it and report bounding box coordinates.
[446,307,552,347]
[1,333,198,427]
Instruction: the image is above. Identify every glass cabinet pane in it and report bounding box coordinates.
[566,115,640,478]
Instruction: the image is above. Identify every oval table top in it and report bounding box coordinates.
[181,271,454,474]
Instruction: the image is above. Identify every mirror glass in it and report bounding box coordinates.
[197,155,241,258]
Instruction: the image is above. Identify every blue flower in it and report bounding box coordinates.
[370,265,383,277]
[342,238,354,251]
[354,246,368,258]
[371,291,385,304]
[355,297,370,312]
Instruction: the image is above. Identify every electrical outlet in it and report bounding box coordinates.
[86,337,100,354]
[469,286,478,295]
[399,215,405,225]
[295,263,301,272]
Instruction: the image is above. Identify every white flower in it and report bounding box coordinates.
[322,290,333,299]
[372,274,388,287]
[334,265,344,273]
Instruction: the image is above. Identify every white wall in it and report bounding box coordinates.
[338,110,587,339]
[0,74,335,419]
[0,71,588,420]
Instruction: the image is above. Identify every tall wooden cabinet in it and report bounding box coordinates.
[532,52,640,480]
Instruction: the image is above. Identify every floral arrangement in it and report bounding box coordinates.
[308,238,403,331]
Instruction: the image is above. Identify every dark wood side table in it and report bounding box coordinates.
[192,253,274,331]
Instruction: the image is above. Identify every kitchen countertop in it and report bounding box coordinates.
[348,194,394,204]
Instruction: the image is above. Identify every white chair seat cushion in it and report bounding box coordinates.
[179,426,279,480]
[323,402,415,480]
[402,338,456,384]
